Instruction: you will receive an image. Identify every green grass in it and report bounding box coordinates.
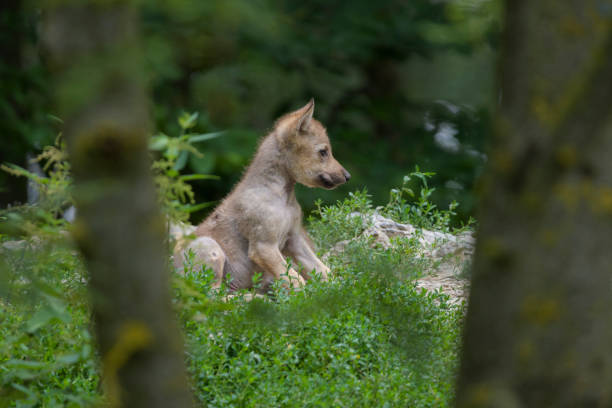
[0,239,100,407]
[1,189,465,407]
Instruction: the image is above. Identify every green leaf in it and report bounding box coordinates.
[5,360,47,379]
[81,344,92,359]
[46,114,64,124]
[11,382,38,399]
[178,112,199,130]
[149,134,169,151]
[173,150,189,171]
[180,201,216,213]
[5,360,46,370]
[1,163,48,184]
[25,309,55,333]
[25,295,71,333]
[165,145,179,160]
[42,294,71,323]
[57,353,81,365]
[179,174,220,181]
[187,131,224,143]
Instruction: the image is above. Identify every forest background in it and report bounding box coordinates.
[1,0,500,222]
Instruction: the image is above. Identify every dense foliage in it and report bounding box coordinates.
[2,0,500,223]
[1,163,465,407]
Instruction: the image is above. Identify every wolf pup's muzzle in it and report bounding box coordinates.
[319,168,350,189]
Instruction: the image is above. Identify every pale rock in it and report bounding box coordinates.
[333,212,475,305]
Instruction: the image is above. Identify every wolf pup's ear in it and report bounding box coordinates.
[296,98,314,132]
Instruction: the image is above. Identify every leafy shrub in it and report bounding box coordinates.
[1,134,72,220]
[149,111,222,222]
[0,241,100,407]
[177,266,461,407]
[383,166,474,232]
[1,112,220,231]
[307,189,373,250]
[172,189,464,407]
[1,155,467,407]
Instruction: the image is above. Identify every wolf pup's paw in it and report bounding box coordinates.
[282,270,306,289]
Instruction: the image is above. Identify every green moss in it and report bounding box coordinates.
[555,144,579,169]
[520,295,561,326]
[530,30,612,132]
[554,181,612,216]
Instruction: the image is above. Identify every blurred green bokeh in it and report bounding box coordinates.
[1,0,501,223]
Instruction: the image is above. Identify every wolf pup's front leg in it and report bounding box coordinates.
[283,227,330,282]
[248,240,306,290]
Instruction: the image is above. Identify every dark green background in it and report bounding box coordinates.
[1,0,501,223]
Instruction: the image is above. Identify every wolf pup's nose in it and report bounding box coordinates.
[343,169,351,182]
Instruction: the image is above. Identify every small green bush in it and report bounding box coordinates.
[383,166,474,232]
[1,242,100,407]
[174,190,464,407]
[1,153,467,407]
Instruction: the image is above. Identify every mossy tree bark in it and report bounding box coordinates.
[43,3,193,407]
[456,2,612,407]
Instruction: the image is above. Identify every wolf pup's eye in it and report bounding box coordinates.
[319,148,328,158]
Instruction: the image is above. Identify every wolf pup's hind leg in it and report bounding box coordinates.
[174,236,225,289]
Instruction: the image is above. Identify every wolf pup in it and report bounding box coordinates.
[175,99,350,292]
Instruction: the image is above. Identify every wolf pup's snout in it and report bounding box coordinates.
[342,169,351,182]
[319,167,350,189]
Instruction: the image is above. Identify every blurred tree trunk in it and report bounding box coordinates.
[43,3,192,407]
[456,1,612,407]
